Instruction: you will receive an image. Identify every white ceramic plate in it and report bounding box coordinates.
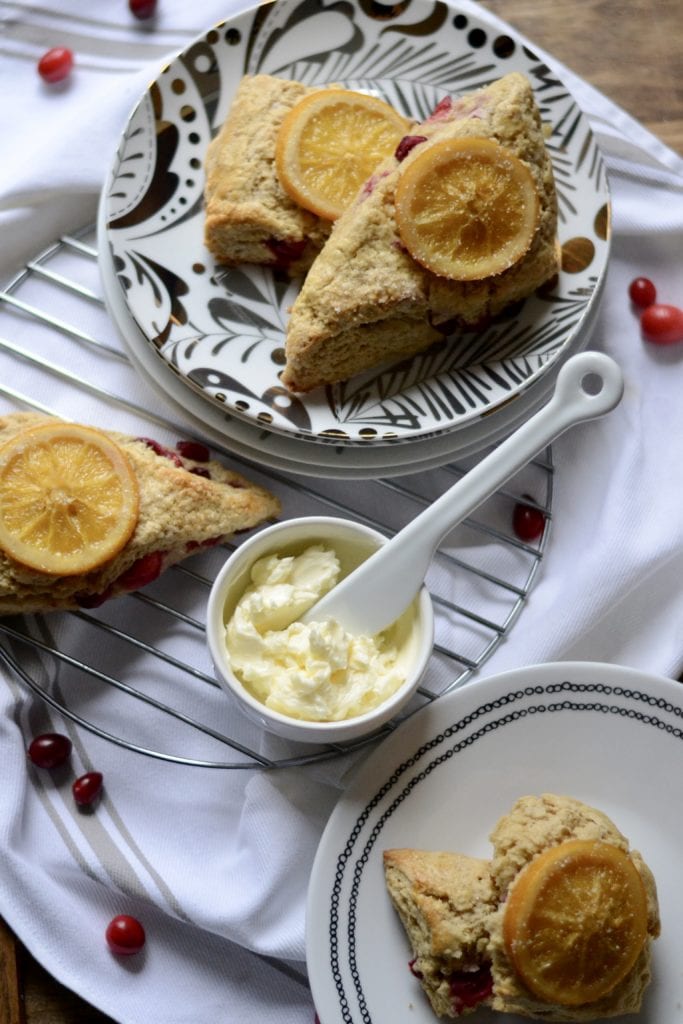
[307,662,679,1023]
[101,0,610,444]
[98,195,594,478]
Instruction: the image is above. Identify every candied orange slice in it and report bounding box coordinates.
[276,88,409,220]
[395,137,539,280]
[0,422,139,575]
[502,839,649,1007]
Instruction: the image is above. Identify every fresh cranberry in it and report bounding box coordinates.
[116,551,165,591]
[28,733,72,769]
[641,303,683,345]
[395,135,428,162]
[628,276,656,309]
[137,437,183,466]
[176,440,210,462]
[37,47,73,83]
[105,915,146,955]
[513,498,546,542]
[72,771,103,807]
[129,0,157,17]
[449,967,494,1012]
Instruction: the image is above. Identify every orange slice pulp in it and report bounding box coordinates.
[502,839,649,1007]
[394,136,539,280]
[0,422,139,575]
[275,88,410,220]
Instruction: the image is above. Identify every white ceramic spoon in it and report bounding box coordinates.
[301,351,624,636]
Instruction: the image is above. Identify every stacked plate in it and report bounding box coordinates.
[98,0,610,479]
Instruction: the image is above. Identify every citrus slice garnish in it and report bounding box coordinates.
[275,88,409,220]
[502,839,649,1007]
[0,422,139,576]
[394,136,540,281]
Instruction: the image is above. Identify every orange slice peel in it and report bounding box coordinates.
[395,136,540,281]
[276,88,410,220]
[502,839,649,1007]
[0,422,139,576]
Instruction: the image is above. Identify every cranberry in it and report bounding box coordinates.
[641,303,683,345]
[189,466,211,479]
[628,276,657,309]
[72,771,103,807]
[28,733,72,769]
[186,536,222,552]
[512,498,546,542]
[37,47,73,84]
[75,589,111,608]
[105,915,146,956]
[176,440,210,462]
[137,437,183,466]
[449,967,494,1012]
[427,95,453,120]
[129,0,157,17]
[265,237,308,269]
[116,551,165,591]
[395,135,427,162]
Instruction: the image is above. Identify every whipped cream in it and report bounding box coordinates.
[224,544,417,721]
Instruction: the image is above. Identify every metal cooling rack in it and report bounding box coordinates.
[0,225,553,769]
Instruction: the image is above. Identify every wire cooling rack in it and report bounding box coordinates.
[0,225,553,768]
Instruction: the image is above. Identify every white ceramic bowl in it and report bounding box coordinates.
[206,517,434,744]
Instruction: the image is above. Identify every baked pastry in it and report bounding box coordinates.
[283,72,559,392]
[204,74,334,276]
[0,412,280,615]
[384,794,660,1021]
[383,849,498,1018]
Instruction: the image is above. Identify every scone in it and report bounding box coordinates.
[487,794,660,1021]
[283,72,559,392]
[204,74,333,275]
[383,794,660,1021]
[0,412,280,615]
[383,849,497,1018]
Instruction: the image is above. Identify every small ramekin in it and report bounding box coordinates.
[206,516,434,744]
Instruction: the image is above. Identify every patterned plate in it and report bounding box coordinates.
[307,661,677,1024]
[102,0,610,444]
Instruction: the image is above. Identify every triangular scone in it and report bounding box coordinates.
[204,74,333,276]
[282,73,559,392]
[0,412,280,615]
[383,848,497,1018]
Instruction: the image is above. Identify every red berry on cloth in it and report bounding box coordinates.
[72,772,103,807]
[641,303,683,345]
[106,915,146,955]
[129,0,157,18]
[28,733,72,769]
[37,47,74,84]
[512,500,546,542]
[628,276,656,309]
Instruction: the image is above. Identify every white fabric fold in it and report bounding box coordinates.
[1,2,682,1022]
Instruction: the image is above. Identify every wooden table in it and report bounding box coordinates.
[2,2,682,1022]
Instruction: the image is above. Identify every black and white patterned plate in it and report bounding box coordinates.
[307,662,677,1023]
[102,0,610,444]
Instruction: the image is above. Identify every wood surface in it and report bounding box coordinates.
[2,2,682,1022]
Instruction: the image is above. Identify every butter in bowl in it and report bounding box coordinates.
[206,517,434,744]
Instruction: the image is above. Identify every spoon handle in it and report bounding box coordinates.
[304,351,624,636]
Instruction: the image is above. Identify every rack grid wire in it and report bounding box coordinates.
[0,225,553,769]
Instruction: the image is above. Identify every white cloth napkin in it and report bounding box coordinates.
[1,2,683,1023]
